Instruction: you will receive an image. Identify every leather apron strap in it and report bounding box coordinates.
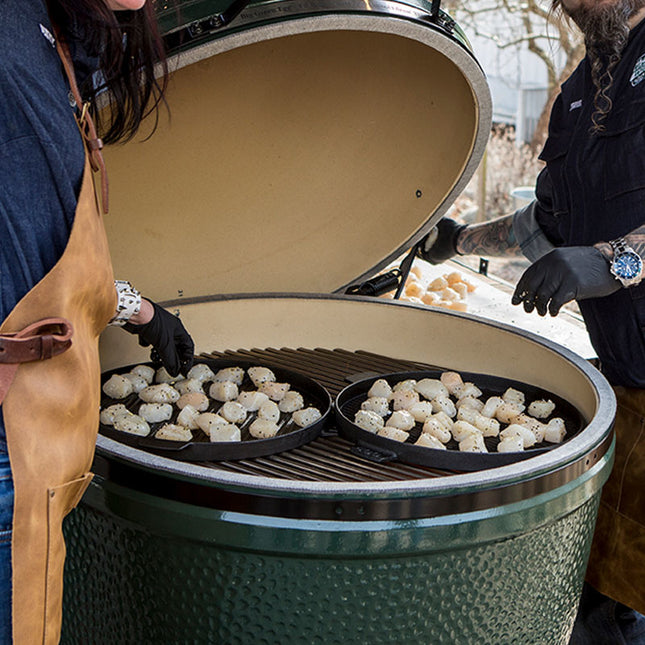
[0,318,73,404]
[0,27,117,645]
[55,30,109,214]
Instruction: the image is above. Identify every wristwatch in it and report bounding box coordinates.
[608,237,643,287]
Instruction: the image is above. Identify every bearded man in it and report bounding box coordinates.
[420,0,645,642]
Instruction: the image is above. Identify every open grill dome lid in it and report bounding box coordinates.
[102,0,492,302]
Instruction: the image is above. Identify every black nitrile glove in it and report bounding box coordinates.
[417,218,467,265]
[124,300,195,376]
[512,246,619,316]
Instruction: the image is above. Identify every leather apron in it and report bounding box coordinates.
[0,38,116,643]
[585,386,645,614]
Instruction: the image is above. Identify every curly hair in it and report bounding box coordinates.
[551,0,645,133]
[46,0,169,144]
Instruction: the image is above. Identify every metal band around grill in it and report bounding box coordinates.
[92,430,612,521]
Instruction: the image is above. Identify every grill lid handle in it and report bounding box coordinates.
[345,243,421,299]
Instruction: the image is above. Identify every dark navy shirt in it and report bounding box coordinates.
[0,0,89,439]
[535,19,645,387]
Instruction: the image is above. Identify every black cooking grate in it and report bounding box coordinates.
[193,348,453,481]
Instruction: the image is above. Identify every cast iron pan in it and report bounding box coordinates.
[335,370,585,471]
[99,357,332,461]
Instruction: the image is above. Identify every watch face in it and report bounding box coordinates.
[613,251,643,279]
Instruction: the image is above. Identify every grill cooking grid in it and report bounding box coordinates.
[194,347,453,481]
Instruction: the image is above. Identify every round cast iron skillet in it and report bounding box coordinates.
[335,370,585,471]
[100,357,332,461]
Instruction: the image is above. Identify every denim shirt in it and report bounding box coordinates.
[0,0,90,438]
[534,19,645,387]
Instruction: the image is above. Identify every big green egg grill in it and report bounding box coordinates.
[61,2,616,643]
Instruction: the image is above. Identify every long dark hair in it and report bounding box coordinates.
[551,0,641,133]
[47,1,169,144]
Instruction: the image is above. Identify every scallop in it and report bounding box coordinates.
[513,413,547,443]
[415,433,446,450]
[385,410,415,431]
[259,381,291,401]
[208,381,239,402]
[459,433,487,452]
[99,404,129,426]
[415,378,449,401]
[138,403,173,424]
[481,396,504,418]
[457,407,500,437]
[456,397,484,413]
[422,417,452,444]
[176,392,209,412]
[113,412,150,436]
[544,417,567,443]
[174,378,204,396]
[156,423,192,442]
[440,371,464,397]
[409,402,435,423]
[196,412,229,433]
[430,396,456,418]
[527,399,556,419]
[212,366,244,385]
[129,364,155,384]
[122,373,148,393]
[258,400,280,423]
[248,418,280,439]
[278,391,304,413]
[392,379,417,392]
[247,366,276,387]
[209,423,241,442]
[354,410,384,433]
[500,424,536,448]
[458,382,483,400]
[495,402,525,424]
[139,383,180,404]
[177,404,200,430]
[451,420,481,442]
[391,390,420,411]
[497,435,525,452]
[237,391,270,411]
[503,387,526,407]
[361,397,391,417]
[377,427,409,443]
[432,411,454,432]
[292,407,322,428]
[367,379,393,399]
[428,276,449,291]
[156,367,184,384]
[103,374,134,399]
[220,401,248,424]
[188,363,217,383]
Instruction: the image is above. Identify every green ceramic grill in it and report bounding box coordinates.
[61,2,615,643]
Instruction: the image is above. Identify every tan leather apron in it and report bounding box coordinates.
[0,36,116,643]
[585,386,645,614]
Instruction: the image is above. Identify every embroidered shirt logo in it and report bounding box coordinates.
[39,23,55,48]
[631,53,645,86]
[569,99,583,111]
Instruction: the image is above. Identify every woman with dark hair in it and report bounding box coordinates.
[0,1,194,642]
[420,0,645,642]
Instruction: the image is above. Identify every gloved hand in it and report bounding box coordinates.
[512,246,619,316]
[124,300,195,376]
[417,218,467,265]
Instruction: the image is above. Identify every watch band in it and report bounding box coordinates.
[109,280,142,326]
[609,237,629,256]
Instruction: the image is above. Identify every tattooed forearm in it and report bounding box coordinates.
[625,225,645,259]
[456,214,524,257]
[595,225,645,259]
